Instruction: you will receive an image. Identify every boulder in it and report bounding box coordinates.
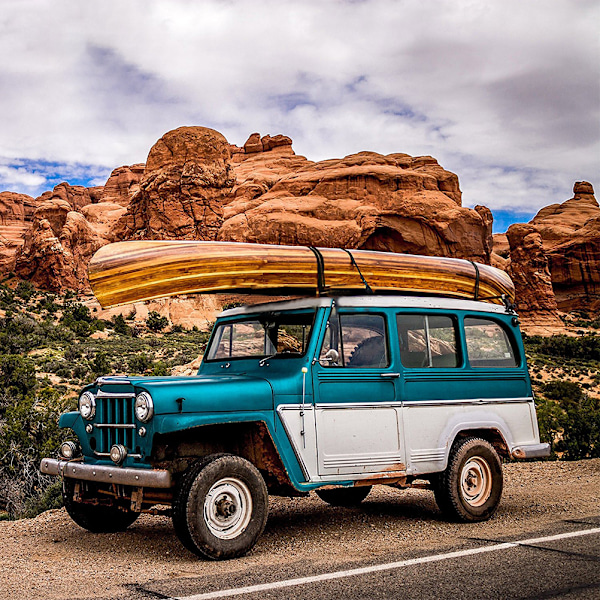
[117,127,235,240]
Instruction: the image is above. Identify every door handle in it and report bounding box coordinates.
[380,372,400,378]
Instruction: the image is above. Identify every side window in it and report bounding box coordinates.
[397,314,459,368]
[464,317,518,368]
[319,312,389,368]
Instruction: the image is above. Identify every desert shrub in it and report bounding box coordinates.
[147,311,168,332]
[0,376,73,518]
[15,281,35,302]
[128,353,151,374]
[152,361,170,376]
[111,313,132,336]
[528,334,600,361]
[91,351,111,376]
[538,380,600,460]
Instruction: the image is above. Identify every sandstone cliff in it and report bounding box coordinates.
[0,192,36,273]
[115,126,492,264]
[497,181,599,317]
[13,166,143,291]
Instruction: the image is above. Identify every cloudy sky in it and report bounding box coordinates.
[1,0,598,232]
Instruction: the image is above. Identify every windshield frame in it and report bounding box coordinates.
[204,308,318,363]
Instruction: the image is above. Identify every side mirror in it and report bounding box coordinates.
[319,348,340,366]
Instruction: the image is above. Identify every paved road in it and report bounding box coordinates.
[135,518,600,600]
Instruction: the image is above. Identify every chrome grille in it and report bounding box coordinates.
[95,393,136,454]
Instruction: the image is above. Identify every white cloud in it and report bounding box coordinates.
[0,0,597,215]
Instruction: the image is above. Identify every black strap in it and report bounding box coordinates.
[308,246,327,295]
[469,260,480,301]
[343,249,373,294]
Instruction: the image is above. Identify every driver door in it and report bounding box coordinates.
[312,309,404,477]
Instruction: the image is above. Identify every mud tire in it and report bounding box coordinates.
[434,437,503,522]
[172,454,268,560]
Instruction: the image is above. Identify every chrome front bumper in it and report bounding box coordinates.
[40,458,172,488]
[510,443,551,460]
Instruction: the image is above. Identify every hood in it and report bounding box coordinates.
[90,375,273,414]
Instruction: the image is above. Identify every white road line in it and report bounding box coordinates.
[174,526,600,600]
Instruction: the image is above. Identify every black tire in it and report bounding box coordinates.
[316,486,372,506]
[62,479,139,533]
[434,437,503,522]
[172,454,268,560]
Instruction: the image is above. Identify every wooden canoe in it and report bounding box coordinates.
[88,241,515,309]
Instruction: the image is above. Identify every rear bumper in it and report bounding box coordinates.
[40,458,172,488]
[510,443,551,460]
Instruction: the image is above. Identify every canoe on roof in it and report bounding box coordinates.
[88,240,515,309]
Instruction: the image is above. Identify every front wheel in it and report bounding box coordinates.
[172,454,269,560]
[62,479,139,532]
[434,437,503,522]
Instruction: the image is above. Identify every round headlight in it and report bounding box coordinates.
[59,441,79,459]
[110,444,127,465]
[79,392,96,420]
[135,392,154,423]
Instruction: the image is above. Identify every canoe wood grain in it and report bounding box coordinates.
[88,241,515,308]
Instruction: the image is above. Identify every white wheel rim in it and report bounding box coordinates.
[460,456,492,507]
[203,477,253,540]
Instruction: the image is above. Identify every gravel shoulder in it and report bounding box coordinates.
[1,459,599,600]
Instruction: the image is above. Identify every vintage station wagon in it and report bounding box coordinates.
[41,295,549,559]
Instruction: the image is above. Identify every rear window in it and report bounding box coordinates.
[397,314,459,368]
[464,317,518,368]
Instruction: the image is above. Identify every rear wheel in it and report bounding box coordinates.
[434,437,503,522]
[62,479,139,533]
[316,486,372,506]
[172,454,268,560]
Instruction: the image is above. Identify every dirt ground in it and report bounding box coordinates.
[1,459,599,600]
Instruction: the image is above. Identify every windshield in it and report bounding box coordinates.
[205,309,316,361]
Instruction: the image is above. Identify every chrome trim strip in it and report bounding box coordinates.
[314,402,403,410]
[96,390,136,398]
[94,423,137,429]
[95,376,132,385]
[93,452,142,459]
[40,458,172,487]
[403,397,534,407]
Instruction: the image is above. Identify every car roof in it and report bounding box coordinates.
[219,295,510,318]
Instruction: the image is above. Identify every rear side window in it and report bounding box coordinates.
[319,312,389,368]
[397,314,459,368]
[464,317,518,368]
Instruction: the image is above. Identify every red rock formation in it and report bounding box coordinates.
[100,164,144,206]
[117,127,235,240]
[13,172,142,291]
[221,147,491,263]
[505,224,559,319]
[0,192,36,272]
[529,182,599,311]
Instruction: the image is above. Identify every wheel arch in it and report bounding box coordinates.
[151,421,302,496]
[452,428,510,459]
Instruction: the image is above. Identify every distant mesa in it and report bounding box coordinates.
[1,124,597,324]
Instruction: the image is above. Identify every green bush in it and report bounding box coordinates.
[538,380,600,460]
[128,353,151,374]
[147,311,168,332]
[111,313,132,336]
